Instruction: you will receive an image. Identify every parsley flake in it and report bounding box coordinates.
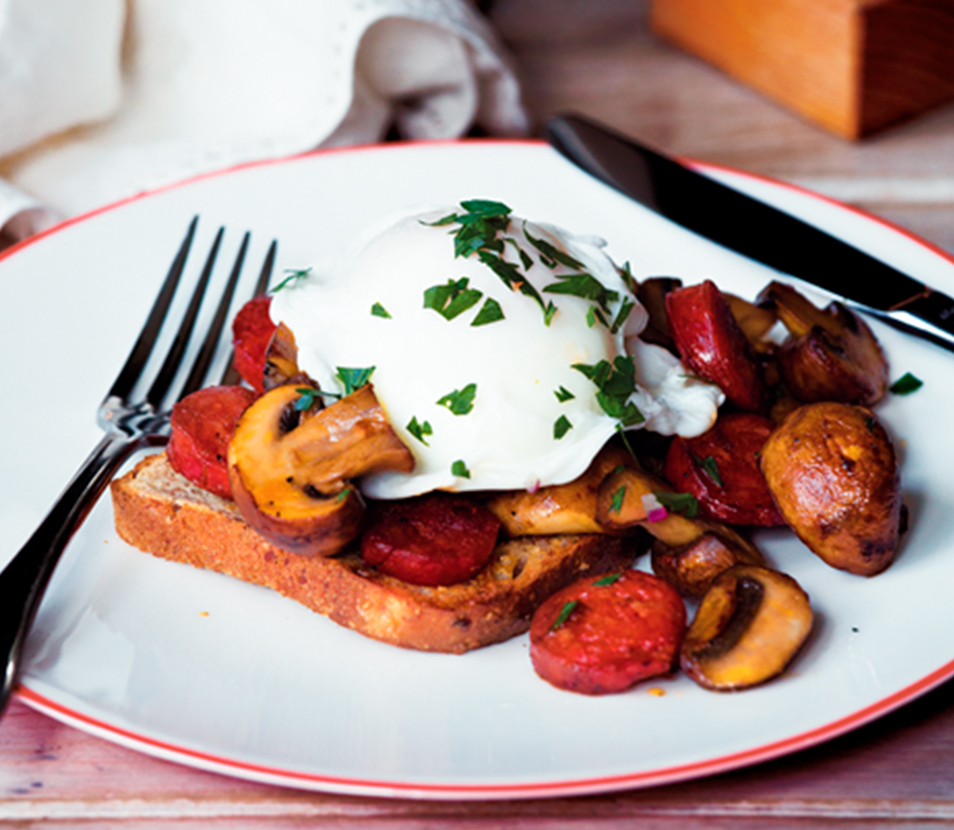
[426,200,512,260]
[619,261,637,293]
[478,250,550,321]
[335,366,375,395]
[572,356,645,427]
[610,297,636,334]
[370,302,391,319]
[424,277,483,321]
[271,267,311,292]
[544,272,619,313]
[550,599,579,631]
[554,414,573,439]
[451,459,471,478]
[294,387,336,410]
[653,491,700,519]
[593,573,623,587]
[471,297,505,327]
[554,386,575,402]
[406,416,433,446]
[889,372,923,395]
[523,225,586,271]
[693,455,723,487]
[437,383,477,415]
[609,485,626,513]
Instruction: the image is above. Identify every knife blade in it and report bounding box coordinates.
[544,113,954,353]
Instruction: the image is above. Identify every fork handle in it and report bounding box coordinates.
[0,433,160,713]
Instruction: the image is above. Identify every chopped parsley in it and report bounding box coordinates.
[478,250,551,321]
[370,302,391,319]
[544,272,619,314]
[425,199,512,259]
[335,366,375,395]
[593,573,623,587]
[554,415,573,439]
[610,297,636,334]
[427,200,558,324]
[471,297,505,327]
[586,305,609,328]
[618,261,637,293]
[294,387,335,410]
[653,491,700,519]
[406,416,433,446]
[550,599,579,631]
[693,454,723,487]
[437,383,477,415]
[572,356,645,427]
[423,277,483,321]
[451,459,471,478]
[524,225,586,270]
[271,267,311,292]
[505,236,535,271]
[554,385,575,402]
[609,485,626,514]
[889,372,923,395]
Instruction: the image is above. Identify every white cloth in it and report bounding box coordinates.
[0,0,528,240]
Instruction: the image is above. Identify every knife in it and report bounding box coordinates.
[544,113,954,353]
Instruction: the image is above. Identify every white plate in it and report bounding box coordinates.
[3,140,954,800]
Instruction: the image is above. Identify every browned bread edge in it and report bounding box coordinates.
[110,452,640,653]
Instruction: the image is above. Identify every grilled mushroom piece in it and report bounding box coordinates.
[757,281,888,406]
[680,565,813,691]
[760,402,901,576]
[485,444,633,537]
[651,531,765,599]
[228,383,414,557]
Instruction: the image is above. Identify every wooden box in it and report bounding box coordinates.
[649,0,954,139]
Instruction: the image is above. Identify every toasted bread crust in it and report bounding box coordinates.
[111,452,639,653]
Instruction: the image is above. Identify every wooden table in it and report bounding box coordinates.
[5,1,954,825]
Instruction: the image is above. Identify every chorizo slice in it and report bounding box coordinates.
[664,412,784,527]
[361,493,501,586]
[167,385,258,499]
[530,570,686,695]
[231,295,277,393]
[666,280,766,412]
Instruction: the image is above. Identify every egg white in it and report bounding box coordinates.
[270,207,722,499]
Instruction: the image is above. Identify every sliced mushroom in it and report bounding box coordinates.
[262,322,301,391]
[757,281,888,406]
[228,383,414,557]
[651,530,765,599]
[724,292,778,353]
[595,465,704,546]
[680,564,813,691]
[760,402,901,576]
[485,444,632,536]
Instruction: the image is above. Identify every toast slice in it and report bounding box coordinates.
[110,452,640,653]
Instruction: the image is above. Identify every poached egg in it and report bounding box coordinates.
[270,203,723,499]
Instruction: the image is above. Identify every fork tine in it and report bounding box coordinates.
[145,227,224,408]
[254,239,278,295]
[178,231,250,399]
[106,216,198,402]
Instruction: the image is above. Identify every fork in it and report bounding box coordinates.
[0,217,277,714]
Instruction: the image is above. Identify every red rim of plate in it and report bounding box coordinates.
[9,137,954,800]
